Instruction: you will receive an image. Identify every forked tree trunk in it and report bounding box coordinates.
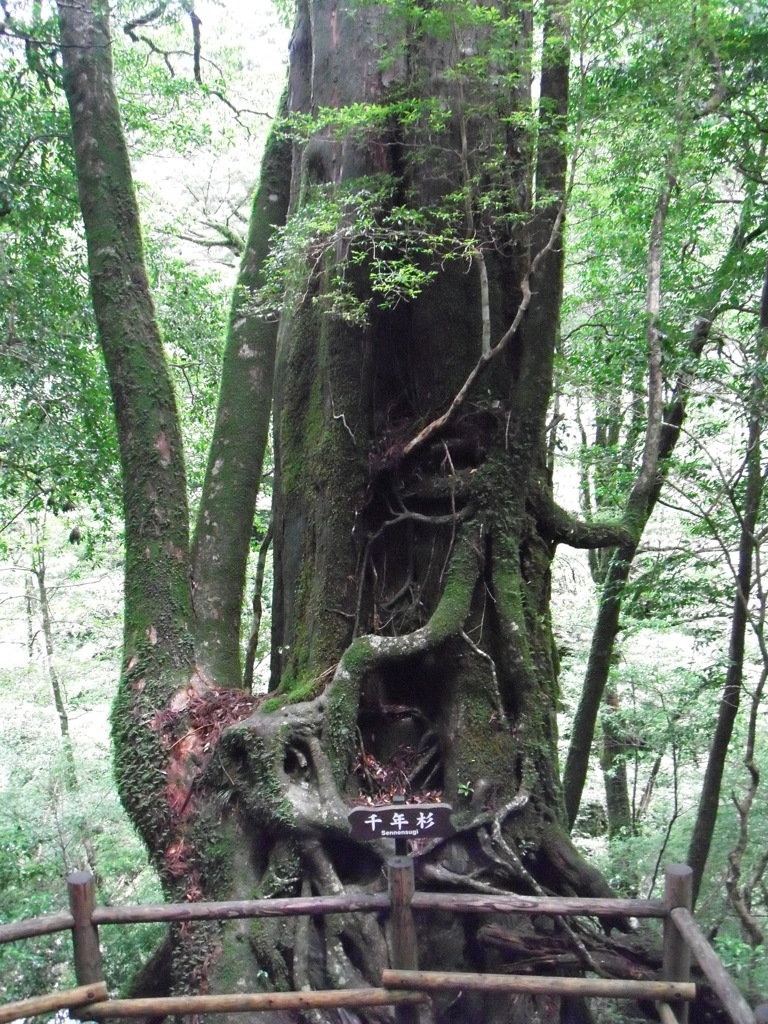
[56,0,281,996]
[59,1,637,1020]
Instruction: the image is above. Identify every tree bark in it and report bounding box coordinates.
[56,0,198,880]
[191,111,291,686]
[57,0,192,651]
[58,0,648,1017]
[234,4,631,1020]
[599,685,632,839]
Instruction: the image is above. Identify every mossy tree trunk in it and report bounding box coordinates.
[59,0,638,1020]
[191,97,291,686]
[224,3,632,1022]
[57,0,290,1001]
[56,0,196,872]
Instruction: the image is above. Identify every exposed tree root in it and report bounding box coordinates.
[210,513,653,1023]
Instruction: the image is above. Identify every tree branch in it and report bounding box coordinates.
[533,490,633,549]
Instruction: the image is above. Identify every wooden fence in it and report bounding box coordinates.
[1,861,766,1024]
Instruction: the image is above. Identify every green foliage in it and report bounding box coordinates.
[1,0,280,531]
[560,0,768,517]
[270,0,294,28]
[0,23,120,524]
[714,935,768,993]
[0,525,163,999]
[555,5,768,965]
[259,0,539,326]
[0,0,277,1000]
[148,248,229,503]
[260,174,470,324]
[0,770,164,998]
[5,0,768,1005]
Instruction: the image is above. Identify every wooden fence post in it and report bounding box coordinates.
[663,864,692,1024]
[388,856,419,1024]
[67,869,104,1018]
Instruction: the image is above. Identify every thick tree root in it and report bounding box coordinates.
[211,524,649,1023]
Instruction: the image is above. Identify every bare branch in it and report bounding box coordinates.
[123,4,172,38]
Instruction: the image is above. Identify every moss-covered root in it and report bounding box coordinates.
[324,529,484,780]
[220,529,483,837]
[303,838,389,978]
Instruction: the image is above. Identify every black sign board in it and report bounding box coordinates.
[348,803,454,842]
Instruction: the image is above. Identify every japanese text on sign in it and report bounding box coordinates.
[348,803,454,840]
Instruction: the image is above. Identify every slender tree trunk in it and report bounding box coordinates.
[725,666,767,953]
[243,519,273,691]
[562,53,733,827]
[563,203,762,828]
[191,112,291,686]
[600,685,632,838]
[56,0,193,658]
[57,0,197,868]
[31,544,77,788]
[24,572,36,660]
[687,257,768,905]
[562,102,688,822]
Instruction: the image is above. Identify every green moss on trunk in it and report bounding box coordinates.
[191,107,293,686]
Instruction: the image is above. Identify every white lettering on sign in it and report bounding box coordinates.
[347,803,454,841]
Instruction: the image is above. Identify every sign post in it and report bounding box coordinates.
[348,799,454,1024]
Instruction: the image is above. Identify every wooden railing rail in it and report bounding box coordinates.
[382,969,697,1002]
[657,1001,679,1024]
[94,892,391,925]
[0,894,666,942]
[1,862,766,1024]
[0,895,666,945]
[671,907,756,1024]
[0,910,75,944]
[0,983,107,1024]
[80,990,426,1018]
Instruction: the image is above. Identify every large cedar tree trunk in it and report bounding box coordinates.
[59,1,634,1021]
[218,5,631,1022]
